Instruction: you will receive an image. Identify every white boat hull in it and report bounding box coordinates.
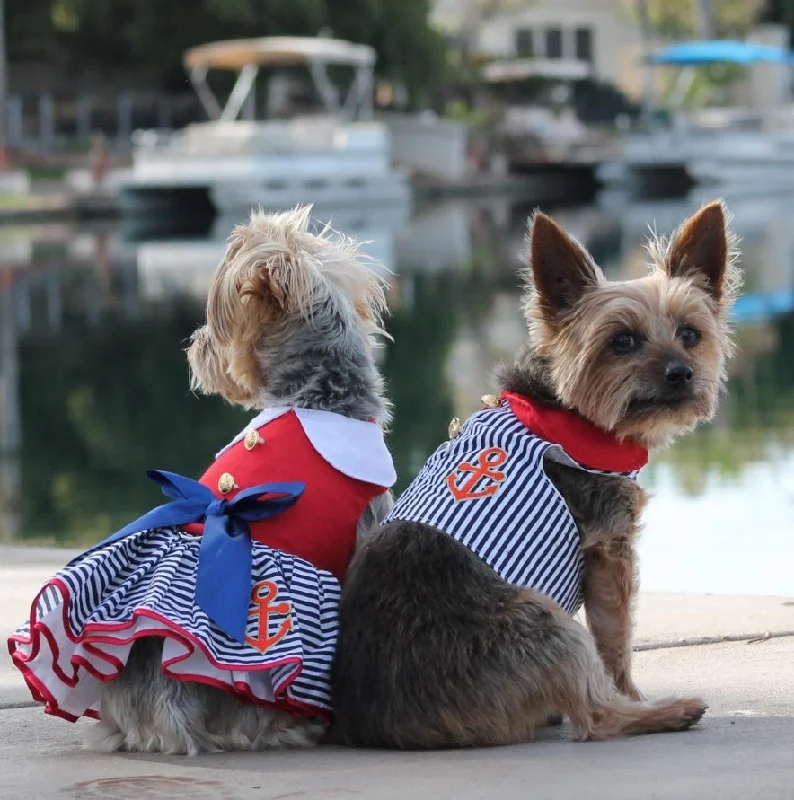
[120,118,411,216]
[210,174,410,214]
[687,156,794,188]
[603,116,794,193]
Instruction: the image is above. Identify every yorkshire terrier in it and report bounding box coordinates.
[332,201,740,746]
[8,206,396,754]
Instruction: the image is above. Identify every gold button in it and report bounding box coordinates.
[244,429,264,451]
[217,472,236,494]
[448,417,461,439]
[481,394,500,408]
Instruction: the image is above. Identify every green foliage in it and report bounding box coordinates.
[6,0,446,108]
[649,311,794,494]
[444,99,490,126]
[10,238,794,543]
[324,0,447,109]
[762,0,794,24]
[626,0,765,37]
[760,0,794,45]
[18,300,248,543]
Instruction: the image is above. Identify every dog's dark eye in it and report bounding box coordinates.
[609,330,640,355]
[677,325,701,348]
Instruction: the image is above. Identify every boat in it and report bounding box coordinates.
[119,37,411,217]
[598,40,794,194]
[481,57,612,201]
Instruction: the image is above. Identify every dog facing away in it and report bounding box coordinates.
[8,206,396,755]
[332,201,740,747]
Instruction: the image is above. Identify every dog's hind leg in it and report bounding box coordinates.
[88,637,221,755]
[547,611,706,741]
[204,694,327,751]
[470,589,706,743]
[332,522,705,748]
[88,637,326,754]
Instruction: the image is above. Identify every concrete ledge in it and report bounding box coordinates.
[2,545,794,798]
[631,592,794,645]
[1,640,793,799]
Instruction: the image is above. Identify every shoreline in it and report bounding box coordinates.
[0,170,604,226]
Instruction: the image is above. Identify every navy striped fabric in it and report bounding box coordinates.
[21,528,340,715]
[386,403,639,615]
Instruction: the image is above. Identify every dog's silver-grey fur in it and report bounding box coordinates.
[85,207,393,755]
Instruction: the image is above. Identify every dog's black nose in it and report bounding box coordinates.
[665,360,694,386]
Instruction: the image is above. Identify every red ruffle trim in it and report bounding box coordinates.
[7,577,331,724]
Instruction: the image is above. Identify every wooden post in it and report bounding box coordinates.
[635,0,656,125]
[39,93,55,152]
[0,0,8,168]
[695,0,715,40]
[0,268,21,541]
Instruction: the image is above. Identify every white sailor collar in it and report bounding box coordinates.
[216,406,397,489]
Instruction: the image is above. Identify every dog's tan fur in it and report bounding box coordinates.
[523,202,739,448]
[528,202,739,706]
[521,201,740,706]
[332,201,739,747]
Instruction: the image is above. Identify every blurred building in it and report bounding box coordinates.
[432,0,648,101]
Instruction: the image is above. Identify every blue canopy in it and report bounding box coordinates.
[732,290,794,324]
[649,40,794,67]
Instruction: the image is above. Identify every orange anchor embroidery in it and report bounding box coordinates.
[446,447,508,501]
[245,580,293,654]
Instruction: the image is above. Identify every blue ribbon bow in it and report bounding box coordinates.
[76,470,304,644]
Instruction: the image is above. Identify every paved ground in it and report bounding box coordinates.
[1,546,793,799]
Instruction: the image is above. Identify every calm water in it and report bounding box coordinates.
[1,189,793,596]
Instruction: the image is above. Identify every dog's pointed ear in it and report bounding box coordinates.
[664,201,729,301]
[527,211,599,316]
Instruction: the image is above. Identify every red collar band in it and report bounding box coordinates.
[500,391,648,473]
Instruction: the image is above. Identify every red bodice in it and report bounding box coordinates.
[183,409,386,582]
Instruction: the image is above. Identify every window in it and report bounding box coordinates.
[515,28,534,57]
[575,27,593,63]
[545,28,562,59]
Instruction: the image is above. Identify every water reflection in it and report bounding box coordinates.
[1,194,792,594]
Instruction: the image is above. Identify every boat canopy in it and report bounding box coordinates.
[183,37,376,123]
[649,40,794,66]
[184,36,376,70]
[482,58,592,83]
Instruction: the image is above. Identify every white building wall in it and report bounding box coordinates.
[437,0,646,99]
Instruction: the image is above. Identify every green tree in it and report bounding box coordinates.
[625,0,765,37]
[18,300,248,544]
[760,0,794,45]
[649,310,794,495]
[323,0,447,109]
[6,0,446,108]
